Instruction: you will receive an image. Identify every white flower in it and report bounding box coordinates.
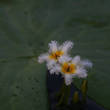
[50,56,92,85]
[38,41,74,70]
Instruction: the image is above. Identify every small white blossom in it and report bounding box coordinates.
[38,40,74,71]
[50,56,92,85]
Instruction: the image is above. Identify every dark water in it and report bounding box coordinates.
[47,71,106,110]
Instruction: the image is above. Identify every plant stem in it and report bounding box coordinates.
[56,82,71,106]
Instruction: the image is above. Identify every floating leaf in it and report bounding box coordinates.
[0,0,110,110]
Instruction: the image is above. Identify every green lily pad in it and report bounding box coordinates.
[0,0,110,110]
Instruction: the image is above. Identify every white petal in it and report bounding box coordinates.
[79,72,87,78]
[38,53,49,63]
[64,74,73,85]
[72,55,80,65]
[59,56,72,64]
[60,41,73,54]
[81,59,93,68]
[48,41,58,53]
[46,60,56,70]
[49,64,61,75]
[76,67,87,78]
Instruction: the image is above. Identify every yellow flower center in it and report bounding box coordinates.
[62,62,76,74]
[49,51,64,60]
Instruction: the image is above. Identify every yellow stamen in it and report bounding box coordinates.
[49,51,64,60]
[62,62,76,74]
